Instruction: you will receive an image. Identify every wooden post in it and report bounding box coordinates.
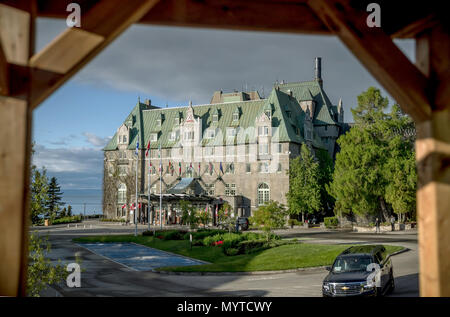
[415,24,450,297]
[0,1,35,296]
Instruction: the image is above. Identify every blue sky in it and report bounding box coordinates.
[32,18,415,190]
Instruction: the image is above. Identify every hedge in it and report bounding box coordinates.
[324,217,339,228]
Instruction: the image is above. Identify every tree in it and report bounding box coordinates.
[46,176,64,219]
[328,87,417,223]
[316,148,335,215]
[67,205,73,217]
[328,126,385,219]
[217,203,234,233]
[286,144,321,223]
[27,231,68,296]
[198,209,211,228]
[249,201,287,241]
[30,167,49,224]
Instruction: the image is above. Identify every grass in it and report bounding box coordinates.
[73,235,405,272]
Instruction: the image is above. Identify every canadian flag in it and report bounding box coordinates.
[145,140,150,157]
[121,204,126,209]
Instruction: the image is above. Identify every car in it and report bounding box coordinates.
[236,217,249,231]
[322,245,395,297]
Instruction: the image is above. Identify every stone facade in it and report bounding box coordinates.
[103,58,346,222]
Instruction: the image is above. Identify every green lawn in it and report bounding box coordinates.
[73,235,404,272]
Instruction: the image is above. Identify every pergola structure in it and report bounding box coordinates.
[0,0,448,296]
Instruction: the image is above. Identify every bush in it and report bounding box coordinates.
[237,239,267,254]
[288,219,300,227]
[100,218,126,222]
[51,216,82,225]
[142,230,187,240]
[324,217,338,228]
[183,229,226,241]
[224,248,239,256]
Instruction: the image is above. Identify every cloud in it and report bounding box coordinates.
[83,132,112,147]
[32,144,104,189]
[37,19,414,123]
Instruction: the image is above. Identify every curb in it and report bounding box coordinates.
[389,247,410,257]
[152,265,329,276]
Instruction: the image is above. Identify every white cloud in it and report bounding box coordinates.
[83,132,112,148]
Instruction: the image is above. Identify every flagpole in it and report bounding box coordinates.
[135,134,139,237]
[159,143,162,230]
[148,154,151,232]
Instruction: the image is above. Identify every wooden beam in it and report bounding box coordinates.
[308,0,431,123]
[0,40,8,95]
[29,0,160,108]
[0,0,35,297]
[415,23,450,297]
[139,0,328,35]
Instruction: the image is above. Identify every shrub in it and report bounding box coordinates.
[142,230,187,240]
[324,217,338,228]
[288,219,300,227]
[51,215,82,225]
[183,229,226,241]
[237,239,267,254]
[224,248,239,256]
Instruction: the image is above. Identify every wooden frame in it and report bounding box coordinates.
[0,0,448,296]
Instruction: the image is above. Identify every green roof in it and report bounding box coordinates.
[104,81,337,151]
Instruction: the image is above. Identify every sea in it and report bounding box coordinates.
[61,188,103,216]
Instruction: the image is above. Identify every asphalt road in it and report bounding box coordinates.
[36,222,419,297]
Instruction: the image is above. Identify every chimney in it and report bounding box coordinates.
[315,57,323,86]
[144,99,151,106]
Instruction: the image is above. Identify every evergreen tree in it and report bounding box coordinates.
[67,205,72,217]
[46,177,64,219]
[30,167,49,224]
[328,87,417,223]
[286,144,321,222]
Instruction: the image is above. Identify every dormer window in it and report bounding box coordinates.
[174,117,179,125]
[227,127,236,137]
[232,110,239,121]
[150,133,158,142]
[118,134,128,144]
[265,110,271,119]
[212,114,218,122]
[206,129,215,139]
[258,126,269,136]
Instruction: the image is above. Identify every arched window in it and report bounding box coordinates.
[257,183,270,205]
[118,183,127,204]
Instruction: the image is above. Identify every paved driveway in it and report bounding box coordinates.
[78,242,206,271]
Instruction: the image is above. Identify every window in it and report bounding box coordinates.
[286,111,291,118]
[233,112,239,121]
[174,117,180,125]
[258,126,269,136]
[227,163,235,174]
[150,166,156,175]
[118,184,127,204]
[226,146,234,156]
[259,162,269,173]
[123,135,127,143]
[184,131,194,140]
[277,143,282,153]
[186,164,193,177]
[277,163,282,172]
[259,143,269,155]
[212,114,218,122]
[206,129,215,139]
[119,135,122,143]
[225,183,236,196]
[227,128,236,137]
[325,125,328,131]
[119,166,127,176]
[257,183,270,205]
[205,147,214,156]
[150,133,158,142]
[246,163,251,173]
[245,144,250,155]
[206,184,215,196]
[151,184,157,194]
[265,110,271,119]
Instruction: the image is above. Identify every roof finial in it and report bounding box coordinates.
[138,95,140,104]
[189,100,192,107]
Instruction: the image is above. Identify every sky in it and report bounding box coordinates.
[32,18,415,191]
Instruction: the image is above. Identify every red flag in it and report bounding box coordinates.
[145,140,150,157]
[121,204,126,209]
[198,162,201,174]
[179,162,181,174]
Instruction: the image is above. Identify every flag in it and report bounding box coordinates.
[209,162,213,174]
[135,140,139,155]
[145,140,150,157]
[220,162,223,174]
[198,162,201,175]
[138,203,141,209]
[121,204,126,209]
[179,162,181,174]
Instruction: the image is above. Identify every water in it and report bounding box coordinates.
[60,188,103,216]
